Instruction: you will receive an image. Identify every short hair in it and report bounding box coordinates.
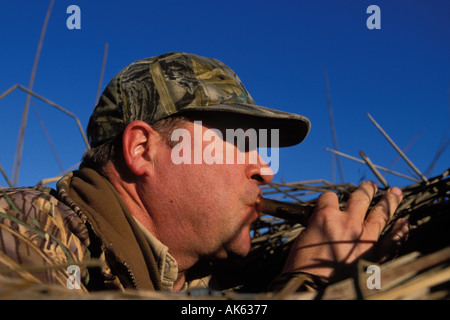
[80,116,189,174]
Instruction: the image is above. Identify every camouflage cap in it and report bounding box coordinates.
[87,52,310,148]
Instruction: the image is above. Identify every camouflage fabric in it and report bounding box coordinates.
[0,168,162,292]
[88,52,310,148]
[0,186,90,291]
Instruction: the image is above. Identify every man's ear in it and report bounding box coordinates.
[122,120,155,176]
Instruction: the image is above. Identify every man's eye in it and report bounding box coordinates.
[234,137,256,153]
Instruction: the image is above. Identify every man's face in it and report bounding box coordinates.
[141,118,274,261]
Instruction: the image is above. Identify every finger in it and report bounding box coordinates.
[369,218,410,263]
[389,218,410,243]
[344,181,378,220]
[314,191,340,213]
[364,187,403,238]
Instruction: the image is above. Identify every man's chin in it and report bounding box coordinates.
[224,235,252,258]
[213,249,250,262]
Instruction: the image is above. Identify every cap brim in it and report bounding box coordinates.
[173,103,310,147]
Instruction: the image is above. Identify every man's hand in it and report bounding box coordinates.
[282,181,409,281]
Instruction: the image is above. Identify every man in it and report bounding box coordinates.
[0,52,409,293]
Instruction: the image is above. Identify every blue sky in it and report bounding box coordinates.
[0,0,449,189]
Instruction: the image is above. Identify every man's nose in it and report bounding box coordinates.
[245,152,274,185]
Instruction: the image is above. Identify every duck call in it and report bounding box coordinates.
[255,196,313,226]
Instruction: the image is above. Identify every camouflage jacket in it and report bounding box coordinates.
[0,168,161,291]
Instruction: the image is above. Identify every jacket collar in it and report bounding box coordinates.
[57,168,161,290]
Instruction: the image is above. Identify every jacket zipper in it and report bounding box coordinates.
[124,262,140,290]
